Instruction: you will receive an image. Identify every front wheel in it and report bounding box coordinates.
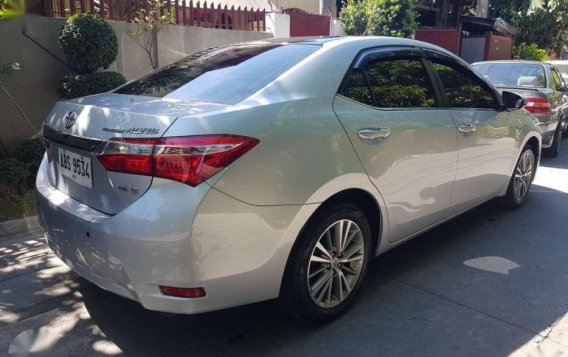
[281,203,371,323]
[500,145,535,209]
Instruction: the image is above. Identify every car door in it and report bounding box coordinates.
[425,52,516,214]
[333,47,458,242]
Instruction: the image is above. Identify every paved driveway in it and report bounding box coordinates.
[2,142,568,356]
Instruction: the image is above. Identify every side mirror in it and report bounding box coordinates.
[502,91,527,110]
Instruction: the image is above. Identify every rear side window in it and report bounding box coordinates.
[115,44,319,105]
[340,57,438,108]
[551,68,563,90]
[432,61,499,109]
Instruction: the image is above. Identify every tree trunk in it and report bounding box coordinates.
[476,0,489,18]
[152,28,159,69]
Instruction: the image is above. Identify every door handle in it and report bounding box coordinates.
[357,128,391,141]
[457,123,477,135]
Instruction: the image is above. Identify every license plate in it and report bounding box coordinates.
[58,148,93,188]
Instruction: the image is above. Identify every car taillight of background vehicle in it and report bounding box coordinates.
[97,135,259,186]
[524,98,551,114]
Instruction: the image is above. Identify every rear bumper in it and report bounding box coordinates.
[36,158,309,314]
[534,115,559,148]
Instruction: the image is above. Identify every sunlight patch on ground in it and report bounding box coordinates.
[92,340,123,355]
[463,256,521,275]
[510,310,568,356]
[533,166,568,194]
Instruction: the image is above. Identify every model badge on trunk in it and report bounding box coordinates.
[103,127,159,134]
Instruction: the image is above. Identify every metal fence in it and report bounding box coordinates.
[44,0,266,32]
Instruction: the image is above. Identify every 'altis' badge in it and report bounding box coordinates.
[103,127,159,135]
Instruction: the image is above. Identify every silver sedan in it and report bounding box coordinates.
[36,37,541,322]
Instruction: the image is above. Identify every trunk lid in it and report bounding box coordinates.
[42,94,224,214]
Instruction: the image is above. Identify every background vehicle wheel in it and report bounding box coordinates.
[544,123,562,157]
[562,119,568,138]
[500,145,535,209]
[281,203,372,323]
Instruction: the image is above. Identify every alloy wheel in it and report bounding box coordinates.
[307,219,365,308]
[514,150,534,203]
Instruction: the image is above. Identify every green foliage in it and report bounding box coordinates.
[341,0,417,38]
[12,138,45,175]
[492,0,568,55]
[0,158,29,187]
[0,0,24,19]
[59,71,126,99]
[59,14,119,74]
[513,44,551,61]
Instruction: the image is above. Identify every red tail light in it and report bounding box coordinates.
[524,97,551,114]
[97,135,259,186]
[159,286,206,298]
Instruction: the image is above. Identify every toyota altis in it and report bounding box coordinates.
[36,37,540,322]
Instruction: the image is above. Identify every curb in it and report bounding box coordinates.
[0,216,41,238]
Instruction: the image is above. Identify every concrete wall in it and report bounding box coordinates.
[0,16,71,147]
[0,15,272,144]
[110,20,272,80]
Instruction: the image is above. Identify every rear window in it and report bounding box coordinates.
[115,43,319,104]
[473,63,546,88]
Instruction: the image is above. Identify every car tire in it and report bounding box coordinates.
[544,123,562,158]
[562,119,568,138]
[280,202,372,323]
[500,145,536,209]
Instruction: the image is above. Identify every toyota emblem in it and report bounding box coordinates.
[64,111,77,129]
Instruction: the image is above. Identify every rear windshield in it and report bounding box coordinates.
[473,63,546,88]
[115,43,319,104]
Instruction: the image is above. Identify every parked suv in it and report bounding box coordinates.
[473,60,568,156]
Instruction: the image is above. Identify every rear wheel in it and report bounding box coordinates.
[500,145,535,208]
[281,203,371,323]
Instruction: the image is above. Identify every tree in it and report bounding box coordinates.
[58,14,126,98]
[129,0,174,70]
[491,0,568,55]
[59,14,119,74]
[513,44,551,61]
[341,0,417,38]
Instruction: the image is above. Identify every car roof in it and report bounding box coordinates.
[472,60,545,65]
[252,36,458,57]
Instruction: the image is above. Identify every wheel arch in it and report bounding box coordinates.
[279,187,384,298]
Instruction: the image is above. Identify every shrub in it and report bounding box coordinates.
[513,44,551,61]
[12,138,45,175]
[0,159,29,187]
[59,14,119,74]
[341,0,417,38]
[59,71,126,99]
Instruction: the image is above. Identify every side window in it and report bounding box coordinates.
[431,60,499,109]
[364,58,438,108]
[339,68,373,106]
[551,68,562,90]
